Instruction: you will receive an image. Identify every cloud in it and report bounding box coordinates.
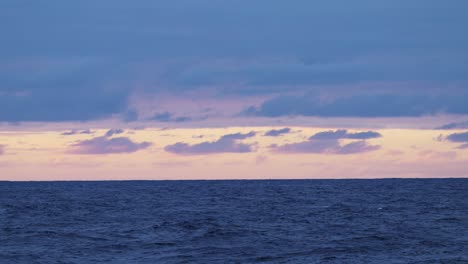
[273,139,338,154]
[274,139,380,155]
[149,112,192,123]
[122,109,139,123]
[0,89,129,122]
[105,129,125,137]
[337,141,381,154]
[165,131,256,155]
[438,131,468,149]
[446,131,468,143]
[0,57,129,122]
[309,129,381,140]
[69,136,151,155]
[436,121,468,130]
[264,128,291,137]
[272,129,380,154]
[219,131,256,140]
[0,145,4,155]
[244,94,468,118]
[61,129,93,136]
[1,1,467,121]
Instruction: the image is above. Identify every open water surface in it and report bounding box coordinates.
[0,179,467,263]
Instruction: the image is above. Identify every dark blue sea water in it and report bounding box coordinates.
[0,179,467,263]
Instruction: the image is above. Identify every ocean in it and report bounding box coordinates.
[0,179,467,263]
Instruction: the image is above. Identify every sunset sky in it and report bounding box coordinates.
[1,1,468,180]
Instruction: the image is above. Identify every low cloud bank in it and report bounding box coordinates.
[165,132,256,155]
[272,129,381,155]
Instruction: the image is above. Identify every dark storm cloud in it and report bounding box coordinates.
[243,94,468,117]
[264,128,291,137]
[1,0,468,121]
[165,132,256,155]
[61,129,93,136]
[105,129,125,137]
[272,129,381,154]
[69,136,151,155]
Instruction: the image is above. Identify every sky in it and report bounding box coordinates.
[1,1,468,180]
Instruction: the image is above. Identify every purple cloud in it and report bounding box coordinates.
[337,141,381,154]
[61,129,93,136]
[264,128,291,137]
[274,139,380,155]
[446,131,468,143]
[273,129,381,155]
[105,128,125,137]
[439,131,468,149]
[150,112,192,123]
[220,131,256,140]
[274,139,340,154]
[436,121,468,130]
[69,136,151,155]
[165,132,256,155]
[444,131,468,149]
[310,129,382,140]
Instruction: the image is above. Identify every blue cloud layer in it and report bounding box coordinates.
[244,94,468,117]
[1,1,468,121]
